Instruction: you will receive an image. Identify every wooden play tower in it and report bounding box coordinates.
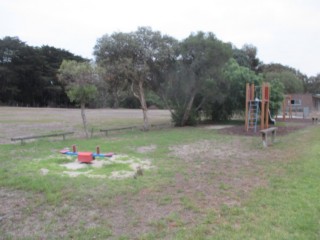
[245,83,270,132]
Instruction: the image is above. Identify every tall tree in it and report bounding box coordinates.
[233,44,261,72]
[263,70,304,94]
[94,27,177,130]
[58,60,97,138]
[0,37,28,104]
[0,36,86,107]
[161,32,232,126]
[305,74,320,94]
[259,63,307,92]
[203,58,262,121]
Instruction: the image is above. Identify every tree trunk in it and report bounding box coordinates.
[132,80,149,131]
[141,99,149,131]
[139,82,149,131]
[80,102,89,138]
[112,92,120,109]
[181,93,195,126]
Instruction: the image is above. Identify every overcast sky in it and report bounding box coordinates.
[1,0,319,77]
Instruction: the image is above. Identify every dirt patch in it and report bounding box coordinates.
[60,154,154,179]
[136,144,157,153]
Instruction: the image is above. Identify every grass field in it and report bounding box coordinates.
[0,107,319,239]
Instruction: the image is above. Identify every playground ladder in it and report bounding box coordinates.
[248,100,260,132]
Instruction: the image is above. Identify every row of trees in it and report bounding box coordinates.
[0,36,85,107]
[1,28,319,131]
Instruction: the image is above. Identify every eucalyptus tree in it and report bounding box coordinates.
[200,58,262,121]
[259,63,306,94]
[161,32,232,126]
[305,74,320,94]
[263,70,304,94]
[94,27,177,130]
[58,60,97,138]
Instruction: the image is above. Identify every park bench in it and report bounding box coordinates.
[11,131,74,145]
[100,126,138,136]
[260,127,278,147]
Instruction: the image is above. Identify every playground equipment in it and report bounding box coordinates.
[282,95,292,120]
[245,83,272,132]
[60,145,113,163]
[282,95,306,119]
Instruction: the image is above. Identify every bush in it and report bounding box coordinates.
[205,101,233,122]
[171,107,199,126]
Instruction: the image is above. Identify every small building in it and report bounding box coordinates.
[287,93,320,118]
[311,94,320,111]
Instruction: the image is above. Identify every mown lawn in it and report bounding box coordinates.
[0,121,319,239]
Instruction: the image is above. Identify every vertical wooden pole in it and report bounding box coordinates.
[261,83,265,130]
[265,99,269,129]
[245,83,249,131]
[261,83,270,130]
[282,97,286,120]
[265,83,269,129]
[250,84,255,101]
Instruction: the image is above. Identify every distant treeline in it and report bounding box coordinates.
[0,34,319,110]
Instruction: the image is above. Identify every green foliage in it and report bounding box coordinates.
[146,91,164,108]
[261,64,307,94]
[203,58,261,121]
[206,100,233,121]
[58,60,98,105]
[0,36,85,107]
[268,79,285,115]
[233,44,261,72]
[305,74,320,94]
[67,85,97,105]
[263,69,304,94]
[58,60,98,137]
[94,27,178,128]
[171,106,199,126]
[161,31,232,126]
[94,27,177,103]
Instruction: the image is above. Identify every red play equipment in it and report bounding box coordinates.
[60,145,113,163]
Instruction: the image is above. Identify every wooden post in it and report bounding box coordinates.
[261,85,265,130]
[245,83,249,131]
[245,83,255,131]
[260,83,270,130]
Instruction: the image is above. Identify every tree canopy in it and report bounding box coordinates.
[1,29,318,126]
[94,27,177,130]
[0,36,85,106]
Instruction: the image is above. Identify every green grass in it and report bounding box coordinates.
[1,125,320,239]
[174,127,320,240]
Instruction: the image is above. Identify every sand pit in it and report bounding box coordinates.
[60,154,154,179]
